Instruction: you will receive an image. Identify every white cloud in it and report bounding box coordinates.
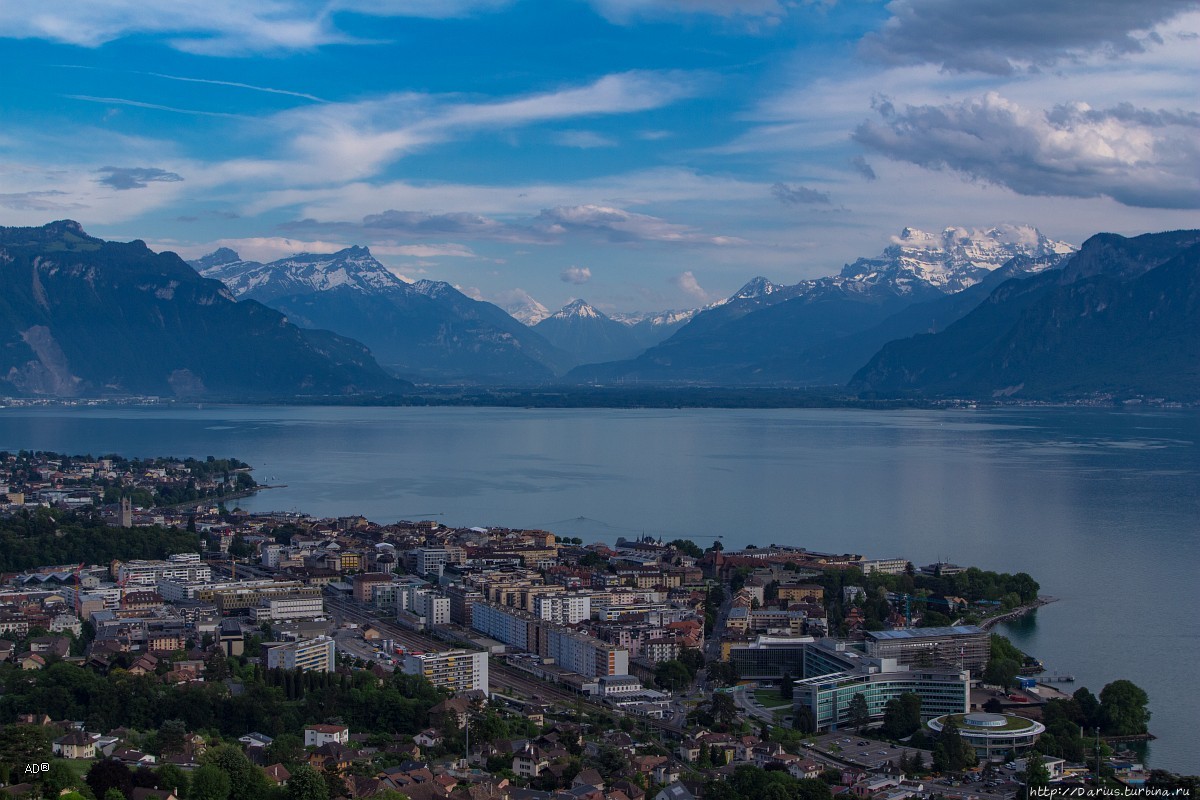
[560,265,593,284]
[244,167,766,224]
[0,0,514,54]
[587,0,788,24]
[162,236,351,262]
[535,204,743,244]
[225,71,701,186]
[854,92,1200,208]
[670,270,710,302]
[554,130,618,148]
[372,243,477,257]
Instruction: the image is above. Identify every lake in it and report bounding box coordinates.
[1,404,1196,771]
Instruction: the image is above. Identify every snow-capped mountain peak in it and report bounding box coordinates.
[610,308,698,328]
[838,224,1076,294]
[732,276,781,300]
[505,295,551,326]
[194,245,407,300]
[410,279,460,300]
[551,299,604,320]
[192,247,241,271]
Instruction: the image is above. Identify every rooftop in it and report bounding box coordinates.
[866,625,984,640]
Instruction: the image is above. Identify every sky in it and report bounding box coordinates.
[1,0,1198,315]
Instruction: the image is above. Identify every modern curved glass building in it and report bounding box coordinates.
[928,712,1045,762]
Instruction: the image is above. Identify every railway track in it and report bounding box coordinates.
[323,596,687,738]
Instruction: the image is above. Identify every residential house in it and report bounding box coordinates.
[130,789,178,800]
[573,770,605,791]
[512,744,550,778]
[304,723,349,747]
[53,730,95,759]
[308,742,353,775]
[414,730,444,749]
[653,784,695,800]
[264,764,291,786]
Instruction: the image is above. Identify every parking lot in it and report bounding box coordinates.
[810,733,923,770]
[806,734,1023,799]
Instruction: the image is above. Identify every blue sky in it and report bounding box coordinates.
[1,0,1197,314]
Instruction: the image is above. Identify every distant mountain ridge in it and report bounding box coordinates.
[568,224,1074,385]
[193,246,573,382]
[533,299,645,364]
[851,230,1200,400]
[199,245,403,301]
[0,221,407,398]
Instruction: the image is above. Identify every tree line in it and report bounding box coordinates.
[0,509,202,572]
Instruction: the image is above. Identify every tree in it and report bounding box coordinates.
[190,765,232,800]
[654,660,692,692]
[983,657,1020,689]
[668,539,703,558]
[0,725,51,774]
[106,789,129,800]
[155,764,190,798]
[847,693,870,733]
[265,733,305,768]
[936,717,976,772]
[1021,755,1051,795]
[1099,680,1151,736]
[779,673,794,700]
[202,744,269,800]
[880,693,922,740]
[708,692,739,728]
[286,766,329,800]
[204,650,232,682]
[156,719,187,756]
[86,760,134,800]
[41,760,80,795]
[708,661,739,687]
[1073,688,1101,729]
[794,704,817,734]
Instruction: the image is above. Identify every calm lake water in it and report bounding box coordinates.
[1,405,1196,771]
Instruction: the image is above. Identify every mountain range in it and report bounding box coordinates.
[195,247,573,382]
[532,299,645,364]
[4,221,1194,401]
[567,225,1076,385]
[851,229,1200,400]
[0,222,406,398]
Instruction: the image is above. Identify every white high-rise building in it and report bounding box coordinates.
[402,649,488,692]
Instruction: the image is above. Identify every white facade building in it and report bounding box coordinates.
[402,649,488,692]
[533,592,592,625]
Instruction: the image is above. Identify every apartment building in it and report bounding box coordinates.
[533,592,592,625]
[266,635,336,673]
[402,649,488,692]
[116,555,210,587]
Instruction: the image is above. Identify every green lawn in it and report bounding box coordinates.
[53,757,94,783]
[752,688,791,709]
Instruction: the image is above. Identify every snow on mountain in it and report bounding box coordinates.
[505,295,552,326]
[195,245,407,302]
[534,299,644,364]
[549,298,603,320]
[731,276,784,300]
[609,308,698,328]
[836,224,1075,295]
[409,279,460,301]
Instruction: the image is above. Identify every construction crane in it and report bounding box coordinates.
[888,592,962,627]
